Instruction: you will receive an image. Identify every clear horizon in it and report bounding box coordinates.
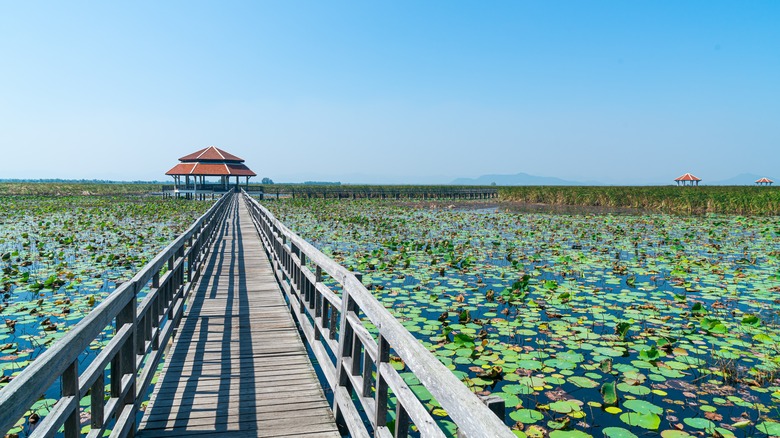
[1,2,778,185]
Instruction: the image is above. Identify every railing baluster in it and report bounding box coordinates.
[62,360,79,438]
[314,266,323,340]
[375,335,389,429]
[361,348,372,398]
[186,236,193,282]
[395,404,410,438]
[329,300,338,340]
[167,257,174,310]
[91,372,105,430]
[351,334,362,377]
[119,286,137,430]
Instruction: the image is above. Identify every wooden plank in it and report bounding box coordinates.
[142,410,337,430]
[138,199,338,438]
[148,387,328,407]
[150,374,324,395]
[143,398,331,421]
[148,385,328,404]
[139,424,340,438]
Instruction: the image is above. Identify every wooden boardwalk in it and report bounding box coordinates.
[137,198,340,438]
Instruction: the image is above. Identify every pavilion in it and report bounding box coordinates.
[165,146,256,198]
[674,173,701,186]
[755,177,774,186]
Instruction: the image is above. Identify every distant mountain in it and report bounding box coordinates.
[708,173,778,185]
[451,172,597,186]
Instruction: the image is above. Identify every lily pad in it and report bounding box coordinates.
[568,376,599,388]
[682,417,715,432]
[602,427,638,438]
[756,421,780,435]
[619,412,660,430]
[509,409,544,424]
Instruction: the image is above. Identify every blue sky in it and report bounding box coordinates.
[1,1,778,184]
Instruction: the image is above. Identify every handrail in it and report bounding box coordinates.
[258,185,498,200]
[0,191,235,438]
[242,190,513,438]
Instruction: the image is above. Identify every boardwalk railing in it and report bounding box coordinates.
[258,185,498,200]
[243,191,513,438]
[0,192,234,438]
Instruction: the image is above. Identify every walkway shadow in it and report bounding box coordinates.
[138,197,257,434]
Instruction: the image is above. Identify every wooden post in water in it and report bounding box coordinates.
[456,395,506,438]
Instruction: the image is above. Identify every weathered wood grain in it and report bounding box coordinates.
[137,200,339,438]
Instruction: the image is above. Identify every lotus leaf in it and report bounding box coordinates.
[619,412,660,430]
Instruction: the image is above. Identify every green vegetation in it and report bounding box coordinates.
[498,186,780,215]
[257,183,494,196]
[0,182,161,196]
[7,182,776,215]
[0,195,211,435]
[267,198,780,437]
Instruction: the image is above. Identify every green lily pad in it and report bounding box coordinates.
[568,376,599,388]
[549,431,593,438]
[602,427,638,438]
[619,412,661,430]
[756,421,780,435]
[548,400,583,414]
[682,417,715,432]
[509,408,544,424]
[622,399,663,415]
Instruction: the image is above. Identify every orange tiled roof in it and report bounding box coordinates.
[165,162,256,177]
[179,146,244,162]
[674,173,701,181]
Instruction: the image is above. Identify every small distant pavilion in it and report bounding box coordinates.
[755,177,774,186]
[165,146,256,198]
[674,173,701,186]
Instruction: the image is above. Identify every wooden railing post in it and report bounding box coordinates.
[395,404,410,438]
[375,335,389,429]
[166,257,175,318]
[62,360,79,438]
[333,278,358,429]
[314,266,323,340]
[151,272,161,351]
[186,236,194,282]
[457,396,506,438]
[118,285,137,431]
[91,372,105,430]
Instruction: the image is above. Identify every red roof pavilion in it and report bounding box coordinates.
[166,146,256,178]
[755,177,774,186]
[165,146,257,197]
[674,173,701,186]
